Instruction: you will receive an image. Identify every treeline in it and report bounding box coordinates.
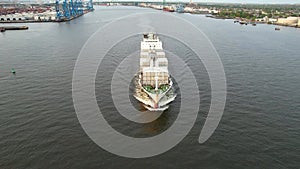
[208,4,300,20]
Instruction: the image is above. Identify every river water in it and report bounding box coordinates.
[0,6,299,169]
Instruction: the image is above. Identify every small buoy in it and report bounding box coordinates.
[0,27,5,32]
[11,68,16,74]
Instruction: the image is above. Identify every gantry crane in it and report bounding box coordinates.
[55,0,87,20]
[87,0,94,11]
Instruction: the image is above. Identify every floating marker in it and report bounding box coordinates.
[11,68,16,74]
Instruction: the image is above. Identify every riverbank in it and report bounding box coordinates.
[0,10,91,23]
[137,3,300,29]
[0,2,94,24]
[206,15,300,28]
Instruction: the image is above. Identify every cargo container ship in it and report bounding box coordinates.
[134,33,176,111]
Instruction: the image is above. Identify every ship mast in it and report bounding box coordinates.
[155,73,158,91]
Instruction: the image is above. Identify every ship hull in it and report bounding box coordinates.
[134,74,176,111]
[163,8,175,12]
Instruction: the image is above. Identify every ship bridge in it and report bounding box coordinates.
[141,33,163,51]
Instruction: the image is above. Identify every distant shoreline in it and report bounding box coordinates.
[134,3,300,29]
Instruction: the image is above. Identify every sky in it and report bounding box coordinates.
[95,0,300,4]
[7,0,300,4]
[192,0,300,4]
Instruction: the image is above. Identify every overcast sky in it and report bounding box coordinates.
[97,0,299,4]
[193,0,300,4]
[94,0,300,4]
[12,0,300,4]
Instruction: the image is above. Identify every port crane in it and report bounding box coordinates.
[87,0,94,11]
[55,0,92,20]
[162,0,166,6]
[55,0,63,19]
